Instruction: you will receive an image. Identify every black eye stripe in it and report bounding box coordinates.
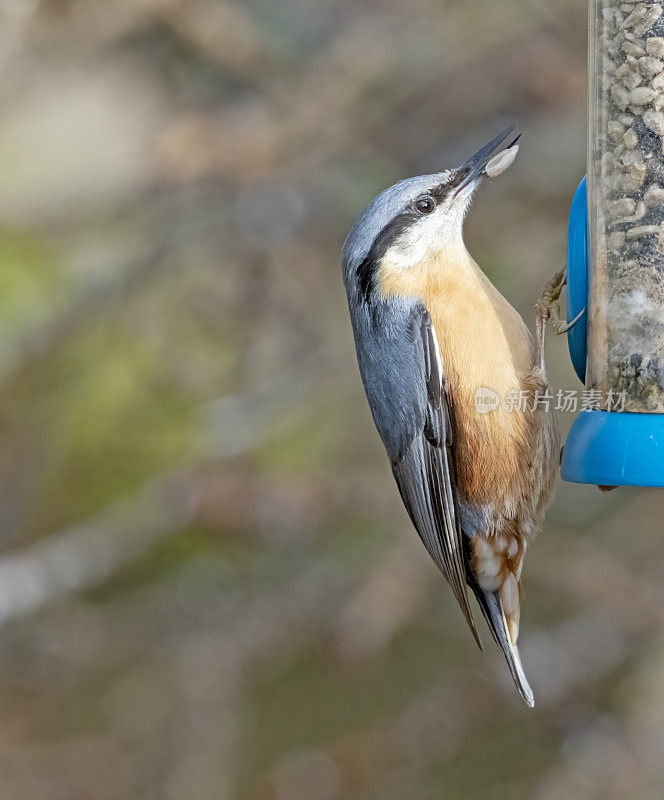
[355,176,459,304]
[431,180,457,201]
[356,211,415,303]
[413,180,459,211]
[440,170,469,195]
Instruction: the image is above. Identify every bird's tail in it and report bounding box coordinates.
[470,584,534,708]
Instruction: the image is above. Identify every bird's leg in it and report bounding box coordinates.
[529,267,568,387]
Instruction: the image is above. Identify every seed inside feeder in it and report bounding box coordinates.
[485,144,519,178]
[589,0,664,412]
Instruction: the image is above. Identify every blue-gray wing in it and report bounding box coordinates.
[392,309,478,642]
[353,300,478,642]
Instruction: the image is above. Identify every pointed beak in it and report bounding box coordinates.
[452,124,521,197]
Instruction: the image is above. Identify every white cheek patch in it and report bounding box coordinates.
[382,206,462,270]
[454,179,480,206]
[383,218,434,269]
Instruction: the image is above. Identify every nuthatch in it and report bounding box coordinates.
[342,126,561,706]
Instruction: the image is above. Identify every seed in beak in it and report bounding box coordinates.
[485,144,520,178]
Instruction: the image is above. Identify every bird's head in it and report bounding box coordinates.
[342,125,521,304]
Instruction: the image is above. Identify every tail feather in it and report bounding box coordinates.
[471,584,534,708]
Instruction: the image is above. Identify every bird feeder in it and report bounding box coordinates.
[561,0,664,486]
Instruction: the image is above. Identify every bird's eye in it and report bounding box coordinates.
[415,195,435,214]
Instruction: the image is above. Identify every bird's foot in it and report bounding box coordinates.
[533,267,568,376]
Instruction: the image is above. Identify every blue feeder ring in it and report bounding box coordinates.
[562,410,664,487]
[566,176,588,384]
[561,176,664,487]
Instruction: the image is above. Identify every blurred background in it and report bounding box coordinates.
[1,1,663,798]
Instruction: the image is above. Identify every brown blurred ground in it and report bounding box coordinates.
[0,1,662,799]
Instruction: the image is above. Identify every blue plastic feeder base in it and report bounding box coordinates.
[561,410,664,487]
[563,177,664,488]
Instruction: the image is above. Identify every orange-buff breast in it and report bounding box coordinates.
[377,247,535,506]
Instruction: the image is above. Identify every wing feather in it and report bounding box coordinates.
[391,309,479,644]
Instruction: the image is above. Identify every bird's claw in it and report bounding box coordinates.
[554,307,585,335]
[533,267,569,376]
